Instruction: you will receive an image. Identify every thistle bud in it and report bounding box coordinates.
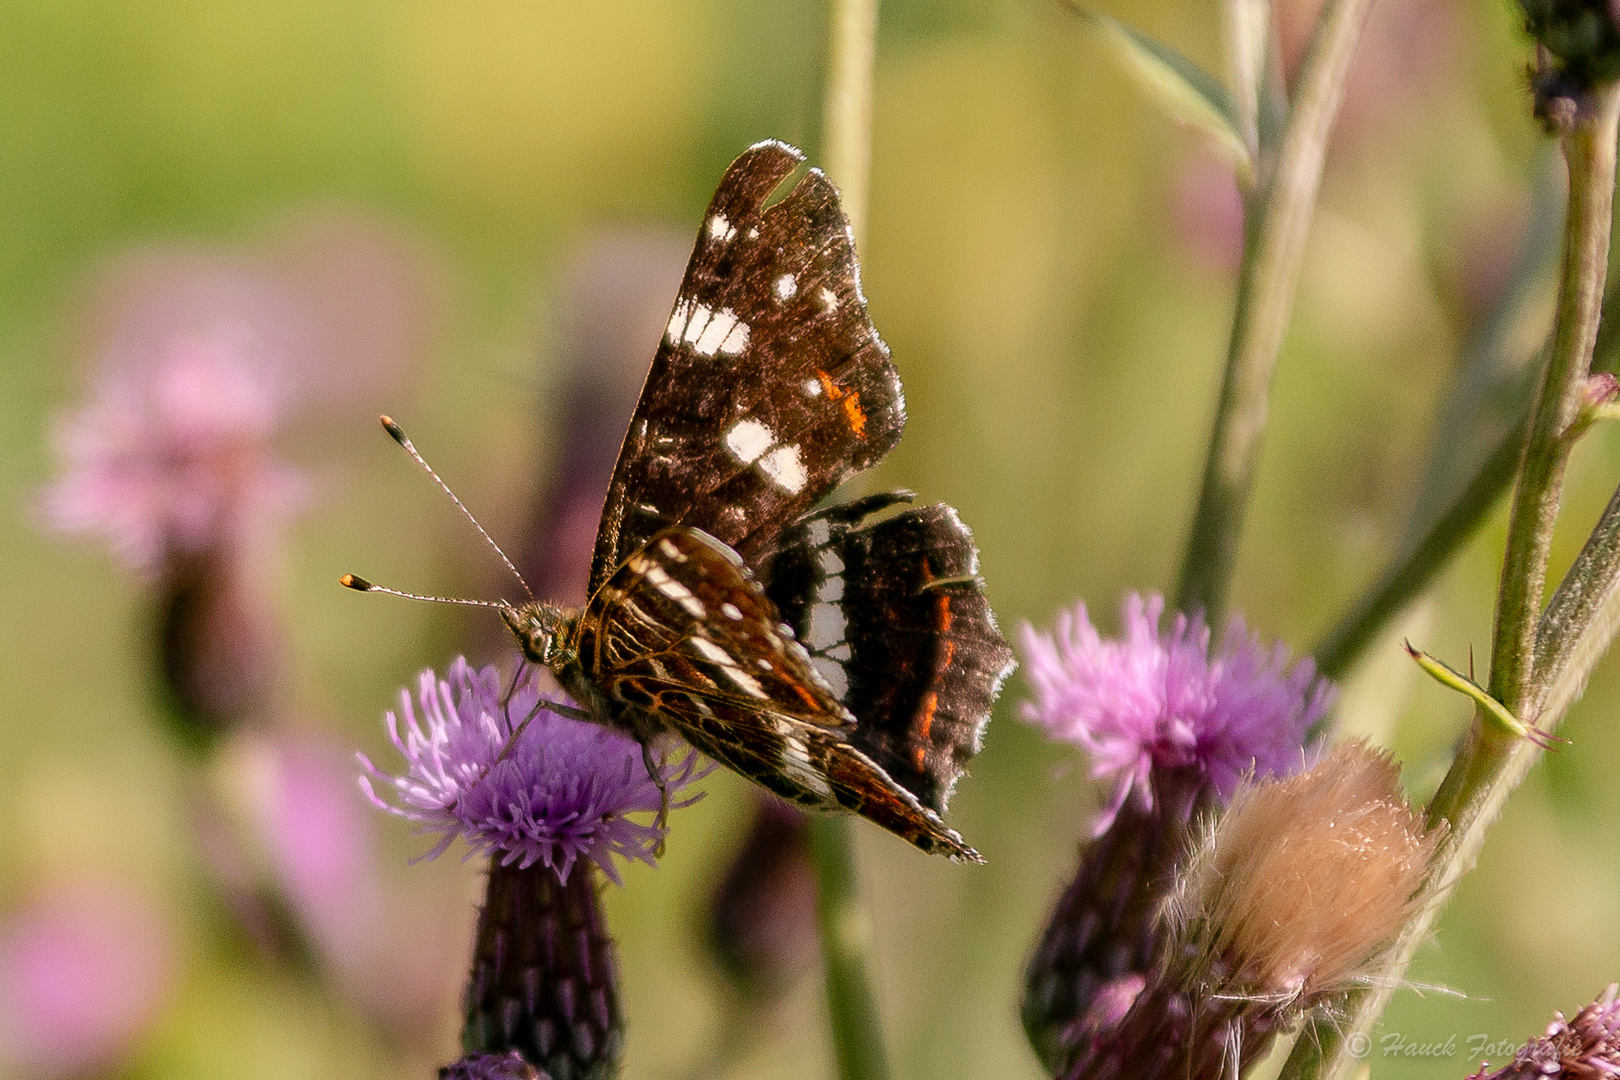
[463,862,622,1080]
[1522,0,1620,123]
[440,1050,550,1080]
[706,796,819,1001]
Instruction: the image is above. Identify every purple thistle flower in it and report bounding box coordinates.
[440,1050,550,1080]
[1020,592,1333,832]
[1467,985,1620,1080]
[359,657,708,884]
[41,329,307,578]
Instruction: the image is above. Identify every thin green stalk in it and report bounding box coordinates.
[812,4,890,1080]
[823,0,879,246]
[1277,81,1620,1080]
[1174,0,1379,622]
[808,815,891,1080]
[1488,97,1620,719]
[1532,475,1620,720]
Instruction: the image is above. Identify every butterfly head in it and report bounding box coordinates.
[501,601,578,668]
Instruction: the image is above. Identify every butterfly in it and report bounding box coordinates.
[361,141,1014,861]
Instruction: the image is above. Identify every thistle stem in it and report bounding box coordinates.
[808,815,891,1080]
[812,4,891,1079]
[823,0,879,247]
[1278,80,1620,1080]
[1173,0,1377,622]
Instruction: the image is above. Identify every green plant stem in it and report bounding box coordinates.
[1488,103,1620,719]
[808,815,891,1080]
[1277,80,1620,1080]
[812,4,890,1080]
[823,0,879,247]
[1532,475,1620,720]
[1173,0,1377,623]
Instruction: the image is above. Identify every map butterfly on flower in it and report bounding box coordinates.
[353,140,1015,861]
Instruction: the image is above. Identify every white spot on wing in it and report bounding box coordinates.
[774,274,798,300]
[679,302,714,349]
[806,519,831,546]
[693,308,745,357]
[653,574,705,618]
[708,214,735,241]
[818,287,838,312]
[781,734,833,799]
[665,298,693,343]
[757,444,807,493]
[721,602,743,621]
[813,656,849,699]
[818,575,844,602]
[720,665,768,698]
[803,378,822,397]
[807,602,847,650]
[689,636,732,665]
[818,548,844,575]
[718,318,750,355]
[726,419,773,464]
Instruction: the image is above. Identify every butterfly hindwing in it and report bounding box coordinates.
[764,493,1016,814]
[589,140,905,594]
[575,524,982,862]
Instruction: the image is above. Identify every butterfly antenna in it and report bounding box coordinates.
[378,415,536,601]
[339,574,507,610]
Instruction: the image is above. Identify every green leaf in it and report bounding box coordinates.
[1405,641,1558,747]
[1063,3,1252,176]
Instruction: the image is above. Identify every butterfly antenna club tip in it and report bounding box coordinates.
[374,412,536,601]
[340,574,373,591]
[379,414,410,446]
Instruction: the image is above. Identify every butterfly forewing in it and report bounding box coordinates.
[576,525,982,862]
[764,494,1016,813]
[589,140,905,594]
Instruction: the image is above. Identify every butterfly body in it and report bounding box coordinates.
[498,140,1013,862]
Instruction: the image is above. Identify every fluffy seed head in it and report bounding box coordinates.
[1171,740,1443,1005]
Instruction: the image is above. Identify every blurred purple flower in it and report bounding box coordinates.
[41,329,307,578]
[0,880,177,1079]
[359,658,708,883]
[232,730,386,961]
[1020,593,1333,832]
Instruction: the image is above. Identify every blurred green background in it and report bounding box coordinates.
[3,0,1619,1078]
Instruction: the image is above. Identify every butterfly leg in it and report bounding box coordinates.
[641,739,672,856]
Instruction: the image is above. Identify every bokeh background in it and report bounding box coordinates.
[2,1,1618,1078]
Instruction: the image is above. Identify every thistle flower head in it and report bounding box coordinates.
[41,330,307,578]
[1020,593,1332,831]
[1171,740,1443,1006]
[439,1051,549,1080]
[1467,985,1620,1080]
[358,657,708,883]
